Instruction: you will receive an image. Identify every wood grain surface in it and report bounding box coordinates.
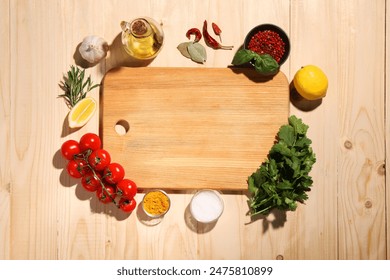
[102,67,289,190]
[0,0,388,260]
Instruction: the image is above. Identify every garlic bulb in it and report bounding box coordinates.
[79,35,109,63]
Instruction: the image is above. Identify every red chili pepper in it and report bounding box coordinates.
[186,28,202,42]
[212,22,222,42]
[202,20,233,50]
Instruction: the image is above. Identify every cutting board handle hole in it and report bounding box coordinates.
[115,120,130,136]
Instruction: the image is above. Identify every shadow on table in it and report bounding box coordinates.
[247,209,287,233]
[184,204,218,234]
[60,112,84,137]
[244,190,287,232]
[289,82,322,111]
[75,184,132,221]
[53,149,80,187]
[228,66,275,83]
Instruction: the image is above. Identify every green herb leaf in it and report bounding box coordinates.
[248,176,257,194]
[177,42,192,59]
[270,142,291,157]
[248,115,316,216]
[187,42,207,63]
[295,137,312,148]
[253,54,279,76]
[231,49,256,65]
[278,125,295,146]
[289,115,309,135]
[58,65,100,108]
[232,50,279,76]
[277,180,293,190]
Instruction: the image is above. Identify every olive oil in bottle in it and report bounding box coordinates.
[121,18,164,60]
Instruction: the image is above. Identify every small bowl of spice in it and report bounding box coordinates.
[244,23,290,66]
[142,189,171,218]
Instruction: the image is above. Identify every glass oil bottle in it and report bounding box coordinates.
[120,17,164,60]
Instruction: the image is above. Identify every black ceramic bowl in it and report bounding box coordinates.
[244,23,290,66]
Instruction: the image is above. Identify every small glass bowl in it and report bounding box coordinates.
[190,189,224,224]
[244,23,290,66]
[141,189,171,219]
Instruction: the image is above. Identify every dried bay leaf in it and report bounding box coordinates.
[187,42,207,64]
[177,42,192,58]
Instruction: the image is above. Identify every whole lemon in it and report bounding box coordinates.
[293,65,328,100]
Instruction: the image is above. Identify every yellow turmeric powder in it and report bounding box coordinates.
[143,190,170,216]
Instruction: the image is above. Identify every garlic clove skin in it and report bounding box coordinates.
[79,35,109,64]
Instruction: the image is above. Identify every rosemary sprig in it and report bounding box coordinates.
[58,65,100,108]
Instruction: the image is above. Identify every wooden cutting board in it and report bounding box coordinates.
[102,67,289,191]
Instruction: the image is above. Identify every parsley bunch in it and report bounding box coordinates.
[248,115,316,216]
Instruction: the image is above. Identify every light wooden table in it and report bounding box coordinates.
[0,0,388,260]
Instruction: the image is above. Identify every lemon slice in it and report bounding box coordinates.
[68,97,97,128]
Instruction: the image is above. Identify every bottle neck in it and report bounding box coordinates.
[130,18,152,38]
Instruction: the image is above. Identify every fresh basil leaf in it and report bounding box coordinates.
[253,54,279,76]
[231,49,257,65]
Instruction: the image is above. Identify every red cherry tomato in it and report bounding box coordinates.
[96,185,116,204]
[103,163,125,184]
[61,140,81,160]
[88,149,111,171]
[119,197,137,212]
[66,159,89,178]
[81,171,102,192]
[117,179,137,199]
[79,133,102,152]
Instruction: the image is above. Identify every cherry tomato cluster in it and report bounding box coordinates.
[61,133,137,213]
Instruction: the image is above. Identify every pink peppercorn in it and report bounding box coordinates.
[248,30,285,63]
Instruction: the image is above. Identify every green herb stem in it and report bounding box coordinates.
[59,65,100,109]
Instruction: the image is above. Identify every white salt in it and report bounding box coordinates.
[190,190,224,223]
